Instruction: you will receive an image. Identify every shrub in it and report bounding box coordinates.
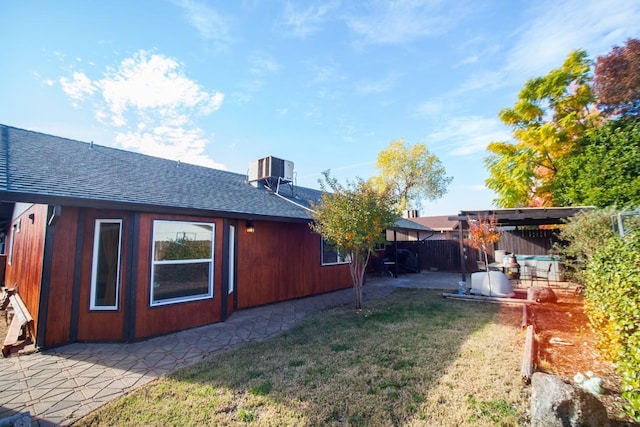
[584,231,640,420]
[555,207,617,284]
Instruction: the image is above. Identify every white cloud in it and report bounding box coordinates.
[60,72,97,100]
[115,126,224,169]
[59,50,225,168]
[506,0,640,78]
[248,51,280,74]
[454,55,479,67]
[280,1,338,38]
[309,64,341,85]
[231,51,280,101]
[414,99,448,119]
[448,0,640,101]
[355,73,400,95]
[449,69,506,97]
[95,51,223,127]
[345,0,464,45]
[172,0,233,49]
[427,116,511,156]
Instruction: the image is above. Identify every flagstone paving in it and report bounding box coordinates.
[0,282,410,426]
[0,272,464,426]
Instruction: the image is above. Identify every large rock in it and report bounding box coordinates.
[527,286,557,303]
[531,372,609,427]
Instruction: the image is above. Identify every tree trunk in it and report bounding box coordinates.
[349,251,369,310]
[354,282,362,310]
[483,249,492,296]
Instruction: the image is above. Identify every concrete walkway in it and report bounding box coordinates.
[0,272,459,426]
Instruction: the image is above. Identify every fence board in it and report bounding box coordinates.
[394,228,560,273]
[497,229,560,256]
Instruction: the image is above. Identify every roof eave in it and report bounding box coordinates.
[0,191,314,224]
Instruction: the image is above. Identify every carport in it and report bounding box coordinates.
[385,217,432,277]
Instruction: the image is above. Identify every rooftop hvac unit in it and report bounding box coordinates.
[248,156,294,183]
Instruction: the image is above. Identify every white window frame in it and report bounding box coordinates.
[228,224,235,294]
[321,239,350,265]
[7,221,19,266]
[150,220,215,307]
[90,219,123,311]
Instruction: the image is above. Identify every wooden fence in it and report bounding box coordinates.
[394,229,560,273]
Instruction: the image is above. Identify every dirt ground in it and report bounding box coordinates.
[528,287,638,426]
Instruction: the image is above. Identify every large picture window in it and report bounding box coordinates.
[151,220,214,306]
[90,220,123,310]
[321,239,350,265]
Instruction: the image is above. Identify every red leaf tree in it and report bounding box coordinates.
[465,215,501,294]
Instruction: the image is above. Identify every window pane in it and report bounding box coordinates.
[91,221,122,309]
[323,245,338,264]
[322,239,349,265]
[152,262,211,303]
[154,222,213,261]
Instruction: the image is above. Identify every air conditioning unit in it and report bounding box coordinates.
[248,156,294,183]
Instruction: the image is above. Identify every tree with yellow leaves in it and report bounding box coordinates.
[485,49,601,208]
[371,139,452,212]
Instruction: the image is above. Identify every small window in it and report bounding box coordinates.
[8,222,19,265]
[151,220,214,306]
[321,239,350,265]
[90,220,123,310]
[374,242,386,251]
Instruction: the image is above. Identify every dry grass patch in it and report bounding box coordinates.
[75,289,528,426]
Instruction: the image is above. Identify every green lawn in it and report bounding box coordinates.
[76,289,529,426]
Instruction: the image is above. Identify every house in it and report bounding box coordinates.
[0,125,354,350]
[408,215,460,240]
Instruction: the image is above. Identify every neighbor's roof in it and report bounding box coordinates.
[392,217,432,232]
[409,215,458,231]
[0,125,322,221]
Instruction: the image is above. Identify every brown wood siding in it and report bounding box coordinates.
[44,207,79,346]
[236,221,351,309]
[75,209,130,342]
[4,204,48,341]
[134,213,223,339]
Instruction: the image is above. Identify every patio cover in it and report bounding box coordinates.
[449,206,595,280]
[449,206,594,226]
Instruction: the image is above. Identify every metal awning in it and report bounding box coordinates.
[448,206,594,227]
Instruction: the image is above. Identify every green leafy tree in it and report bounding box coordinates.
[485,50,600,207]
[553,118,640,207]
[310,171,397,309]
[371,139,452,212]
[594,38,640,117]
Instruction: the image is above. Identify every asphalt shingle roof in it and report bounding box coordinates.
[0,125,321,221]
[409,215,458,231]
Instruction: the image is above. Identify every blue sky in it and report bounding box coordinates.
[1,1,639,216]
